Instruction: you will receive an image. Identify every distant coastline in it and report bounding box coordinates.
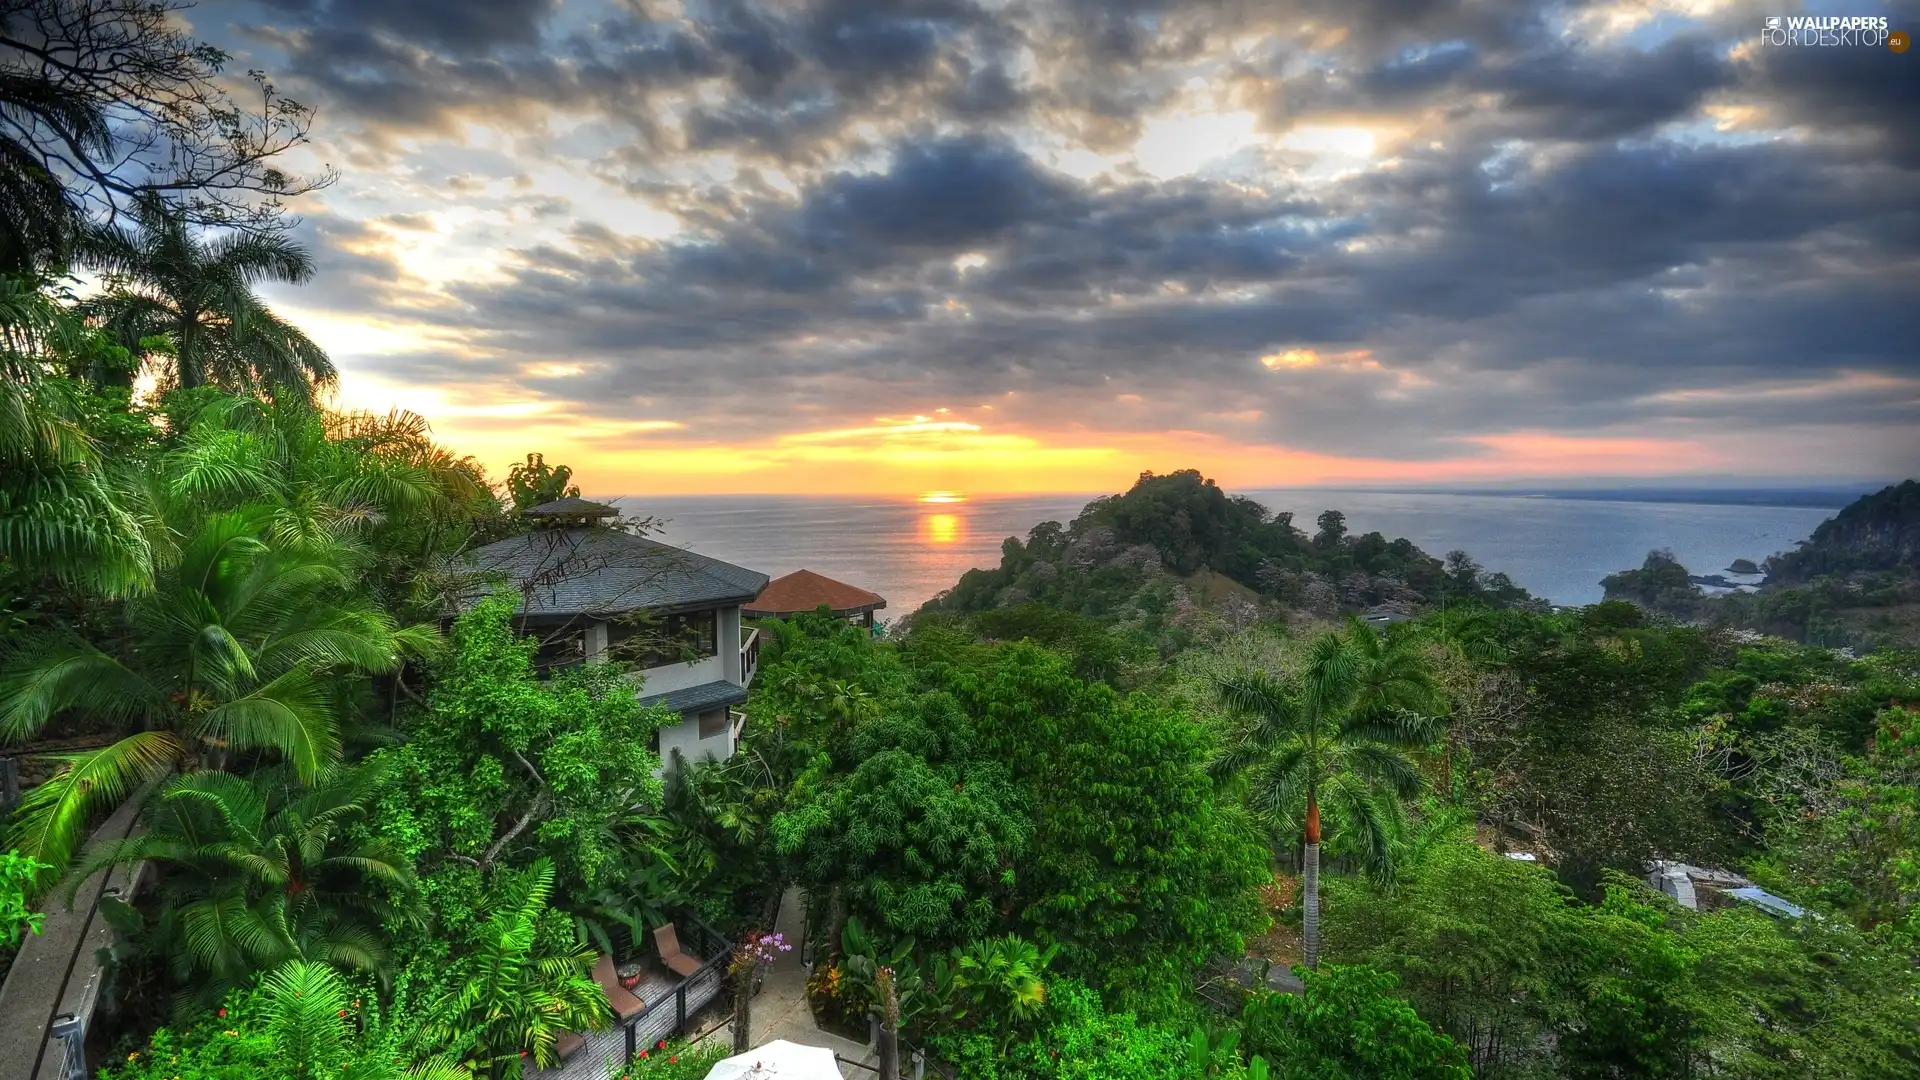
[1323,486,1877,510]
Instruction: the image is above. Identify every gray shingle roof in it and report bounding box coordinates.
[523,497,620,518]
[455,527,769,618]
[639,679,749,714]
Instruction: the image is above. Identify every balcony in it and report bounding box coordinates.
[741,626,760,686]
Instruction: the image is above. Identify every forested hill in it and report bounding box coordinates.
[1765,479,1920,583]
[918,469,1541,629]
[1601,479,1920,649]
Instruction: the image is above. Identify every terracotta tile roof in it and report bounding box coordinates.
[745,569,887,617]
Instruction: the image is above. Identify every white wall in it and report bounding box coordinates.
[655,714,734,776]
[637,653,723,696]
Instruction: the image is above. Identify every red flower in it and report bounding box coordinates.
[337,1009,347,1017]
[639,1050,648,1059]
[658,1040,668,1049]
[670,1057,678,1064]
[520,1051,529,1058]
[217,1008,227,1018]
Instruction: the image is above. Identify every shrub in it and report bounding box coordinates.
[612,1038,728,1080]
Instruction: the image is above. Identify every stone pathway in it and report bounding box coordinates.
[692,888,879,1078]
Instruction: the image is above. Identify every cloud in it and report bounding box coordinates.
[205,0,1920,488]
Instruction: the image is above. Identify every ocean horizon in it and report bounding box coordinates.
[605,488,1842,619]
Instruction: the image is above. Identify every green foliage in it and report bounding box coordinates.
[778,748,1030,941]
[1240,966,1470,1080]
[932,976,1197,1080]
[1210,620,1444,872]
[0,314,154,599]
[936,643,1271,1014]
[0,848,47,945]
[82,195,333,399]
[371,591,671,909]
[1599,549,1703,619]
[611,1038,729,1079]
[77,763,415,1017]
[96,962,472,1080]
[505,453,580,512]
[921,470,1542,640]
[1445,606,1727,889]
[1322,830,1567,1076]
[415,858,611,1079]
[1,507,410,890]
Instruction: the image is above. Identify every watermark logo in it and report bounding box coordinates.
[1758,14,1904,48]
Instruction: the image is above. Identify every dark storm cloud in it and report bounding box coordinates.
[259,0,556,51]
[223,0,1920,472]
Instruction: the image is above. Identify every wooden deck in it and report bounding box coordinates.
[530,953,731,1079]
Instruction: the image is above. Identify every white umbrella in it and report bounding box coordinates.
[703,1039,843,1080]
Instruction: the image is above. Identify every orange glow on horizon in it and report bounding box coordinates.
[322,375,1786,496]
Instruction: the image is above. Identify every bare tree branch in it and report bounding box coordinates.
[1,0,334,242]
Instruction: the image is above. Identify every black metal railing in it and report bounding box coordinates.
[610,917,738,1066]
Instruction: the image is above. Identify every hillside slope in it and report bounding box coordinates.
[914,470,1543,648]
[1602,480,1920,648]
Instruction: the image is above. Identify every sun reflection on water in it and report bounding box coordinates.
[920,512,964,545]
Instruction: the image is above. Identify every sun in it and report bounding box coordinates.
[918,491,967,504]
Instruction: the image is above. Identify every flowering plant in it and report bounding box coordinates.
[735,930,793,970]
[613,1037,727,1079]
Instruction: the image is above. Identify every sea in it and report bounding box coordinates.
[604,490,1843,621]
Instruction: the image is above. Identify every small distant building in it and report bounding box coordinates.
[745,569,888,629]
[454,498,769,772]
[1727,887,1807,919]
[1362,604,1415,627]
[1647,861,1807,919]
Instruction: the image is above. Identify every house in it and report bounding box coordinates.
[456,497,769,771]
[744,568,888,629]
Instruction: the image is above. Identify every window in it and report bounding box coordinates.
[698,708,730,740]
[528,626,585,679]
[615,609,719,668]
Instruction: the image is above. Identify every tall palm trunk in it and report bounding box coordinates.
[1302,795,1321,970]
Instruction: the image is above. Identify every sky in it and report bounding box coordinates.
[188,0,1919,496]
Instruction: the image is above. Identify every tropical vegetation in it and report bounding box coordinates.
[3,5,1918,1079]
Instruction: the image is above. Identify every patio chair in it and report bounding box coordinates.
[653,922,702,977]
[555,1031,585,1061]
[592,954,646,1020]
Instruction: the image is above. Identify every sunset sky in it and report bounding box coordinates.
[191,0,1916,495]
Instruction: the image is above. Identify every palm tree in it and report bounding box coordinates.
[79,196,333,399]
[417,858,611,1079]
[1210,619,1444,969]
[0,506,416,890]
[0,280,152,597]
[76,762,416,1015]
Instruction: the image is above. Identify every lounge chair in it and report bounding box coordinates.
[653,922,701,977]
[555,1032,585,1061]
[592,954,646,1020]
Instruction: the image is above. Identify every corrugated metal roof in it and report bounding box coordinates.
[639,679,749,714]
[456,527,769,618]
[1728,887,1807,919]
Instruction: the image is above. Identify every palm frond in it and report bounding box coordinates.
[8,731,184,890]
[0,635,162,740]
[192,668,341,782]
